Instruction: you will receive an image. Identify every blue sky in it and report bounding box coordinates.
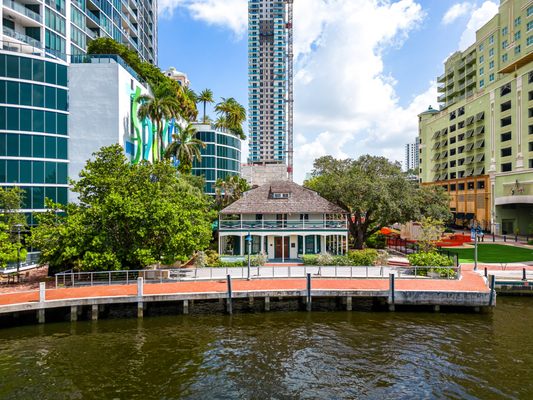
[157,0,499,182]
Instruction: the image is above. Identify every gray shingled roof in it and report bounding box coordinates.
[220,181,347,215]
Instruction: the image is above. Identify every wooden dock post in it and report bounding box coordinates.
[489,275,496,306]
[227,275,232,315]
[388,273,395,311]
[346,296,352,311]
[37,282,46,323]
[137,277,144,318]
[70,306,78,322]
[183,300,189,315]
[306,273,312,311]
[91,304,98,320]
[265,296,270,311]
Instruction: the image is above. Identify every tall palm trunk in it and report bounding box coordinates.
[203,101,207,122]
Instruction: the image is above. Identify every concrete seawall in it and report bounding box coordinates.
[0,273,495,327]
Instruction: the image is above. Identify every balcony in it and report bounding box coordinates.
[3,0,42,23]
[3,26,41,48]
[219,220,348,231]
[437,72,446,82]
[438,94,446,102]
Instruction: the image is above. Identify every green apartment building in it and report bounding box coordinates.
[419,0,533,235]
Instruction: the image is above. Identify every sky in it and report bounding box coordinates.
[156,0,500,183]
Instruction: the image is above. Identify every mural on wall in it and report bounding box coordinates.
[128,86,177,165]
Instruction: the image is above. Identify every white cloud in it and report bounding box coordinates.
[290,0,428,182]
[458,1,498,50]
[159,0,247,36]
[442,2,473,25]
[167,0,433,183]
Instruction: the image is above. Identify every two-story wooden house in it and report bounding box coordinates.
[218,181,349,262]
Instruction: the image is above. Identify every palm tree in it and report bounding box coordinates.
[197,89,214,123]
[215,97,246,139]
[137,84,181,162]
[164,123,206,174]
[214,175,250,209]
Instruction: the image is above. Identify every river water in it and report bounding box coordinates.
[0,297,532,399]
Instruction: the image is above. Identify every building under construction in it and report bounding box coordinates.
[247,0,294,182]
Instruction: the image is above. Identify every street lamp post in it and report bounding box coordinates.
[471,222,483,271]
[246,232,252,280]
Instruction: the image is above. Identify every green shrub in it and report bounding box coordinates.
[528,240,533,246]
[250,253,267,266]
[301,254,318,265]
[219,260,246,268]
[347,249,379,266]
[407,251,453,267]
[365,232,386,249]
[317,252,334,266]
[407,251,456,278]
[444,227,454,233]
[331,255,353,266]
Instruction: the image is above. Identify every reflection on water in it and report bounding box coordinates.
[0,297,532,399]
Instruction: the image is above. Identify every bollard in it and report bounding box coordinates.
[504,235,507,242]
[484,267,488,277]
[389,273,395,311]
[306,273,312,311]
[492,234,495,242]
[227,274,232,314]
[489,275,496,306]
[523,268,527,281]
[515,235,518,243]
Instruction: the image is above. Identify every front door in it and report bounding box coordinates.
[274,237,290,259]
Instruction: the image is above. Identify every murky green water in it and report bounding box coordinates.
[0,297,532,399]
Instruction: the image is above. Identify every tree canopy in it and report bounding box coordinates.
[31,145,215,274]
[305,155,451,249]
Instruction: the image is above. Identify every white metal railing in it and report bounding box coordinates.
[219,220,347,230]
[54,265,461,288]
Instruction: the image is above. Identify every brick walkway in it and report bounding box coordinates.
[0,269,488,307]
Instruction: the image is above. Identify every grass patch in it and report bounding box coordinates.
[443,244,533,263]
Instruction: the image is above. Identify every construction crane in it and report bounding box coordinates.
[285,0,294,181]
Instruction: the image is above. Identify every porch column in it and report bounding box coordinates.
[240,235,245,256]
[321,235,326,254]
[260,234,265,254]
[302,235,306,255]
[281,235,285,262]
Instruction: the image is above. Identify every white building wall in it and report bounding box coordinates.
[68,62,148,201]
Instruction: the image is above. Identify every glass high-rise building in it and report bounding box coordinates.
[2,0,157,63]
[248,0,288,165]
[1,0,157,227]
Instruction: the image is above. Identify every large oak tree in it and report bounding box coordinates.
[31,145,215,274]
[305,155,451,249]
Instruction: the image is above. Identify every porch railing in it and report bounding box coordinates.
[219,220,347,230]
[54,265,461,287]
